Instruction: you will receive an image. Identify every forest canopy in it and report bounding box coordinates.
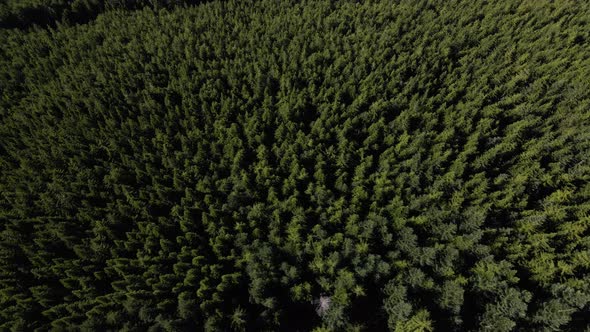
[1,0,589,331]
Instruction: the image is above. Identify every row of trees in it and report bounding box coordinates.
[0,0,204,29]
[1,0,589,330]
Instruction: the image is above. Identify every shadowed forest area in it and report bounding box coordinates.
[1,0,589,331]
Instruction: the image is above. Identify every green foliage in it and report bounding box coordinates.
[0,0,206,29]
[1,0,590,330]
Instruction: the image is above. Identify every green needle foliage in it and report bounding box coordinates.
[1,0,590,331]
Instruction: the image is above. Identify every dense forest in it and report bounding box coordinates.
[1,0,589,330]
